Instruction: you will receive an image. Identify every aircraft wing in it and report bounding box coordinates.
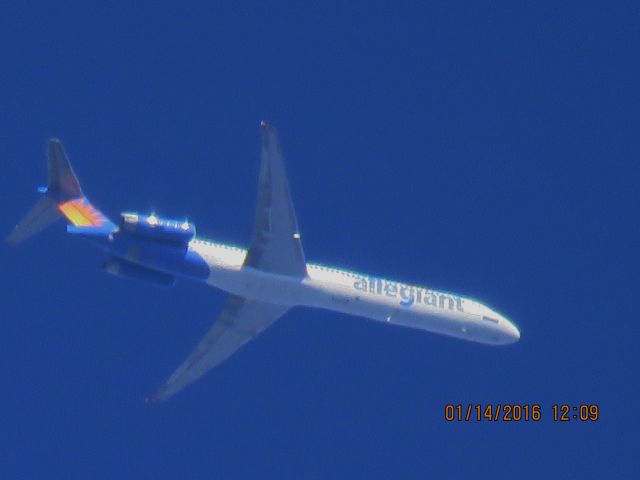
[243,122,307,277]
[150,122,304,401]
[149,295,289,402]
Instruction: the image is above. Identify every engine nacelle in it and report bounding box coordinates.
[103,257,176,286]
[119,212,195,244]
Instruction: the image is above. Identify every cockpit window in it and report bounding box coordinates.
[482,316,499,324]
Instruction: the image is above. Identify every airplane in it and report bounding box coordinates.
[7,122,520,402]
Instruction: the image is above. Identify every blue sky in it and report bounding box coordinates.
[1,2,637,478]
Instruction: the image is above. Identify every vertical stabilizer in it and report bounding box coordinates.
[47,139,82,199]
[7,139,114,244]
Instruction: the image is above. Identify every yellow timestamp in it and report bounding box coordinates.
[551,404,600,422]
[444,404,600,422]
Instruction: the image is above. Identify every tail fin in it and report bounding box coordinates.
[6,139,114,245]
[47,138,83,199]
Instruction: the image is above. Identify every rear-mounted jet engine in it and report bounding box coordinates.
[104,212,208,283]
[119,212,196,244]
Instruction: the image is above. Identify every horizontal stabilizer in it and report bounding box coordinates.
[6,195,60,245]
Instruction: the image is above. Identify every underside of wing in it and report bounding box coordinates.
[149,295,289,402]
[243,122,307,277]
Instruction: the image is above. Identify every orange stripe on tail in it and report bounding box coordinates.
[58,198,107,227]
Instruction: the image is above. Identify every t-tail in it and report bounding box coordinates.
[6,139,116,244]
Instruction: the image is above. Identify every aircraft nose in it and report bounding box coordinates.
[502,319,520,344]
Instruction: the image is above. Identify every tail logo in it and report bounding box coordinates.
[58,197,108,227]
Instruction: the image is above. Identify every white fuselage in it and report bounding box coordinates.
[189,238,520,346]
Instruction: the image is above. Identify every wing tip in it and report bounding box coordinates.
[146,383,175,404]
[260,120,274,131]
[5,231,19,245]
[145,393,163,404]
[260,121,280,149]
